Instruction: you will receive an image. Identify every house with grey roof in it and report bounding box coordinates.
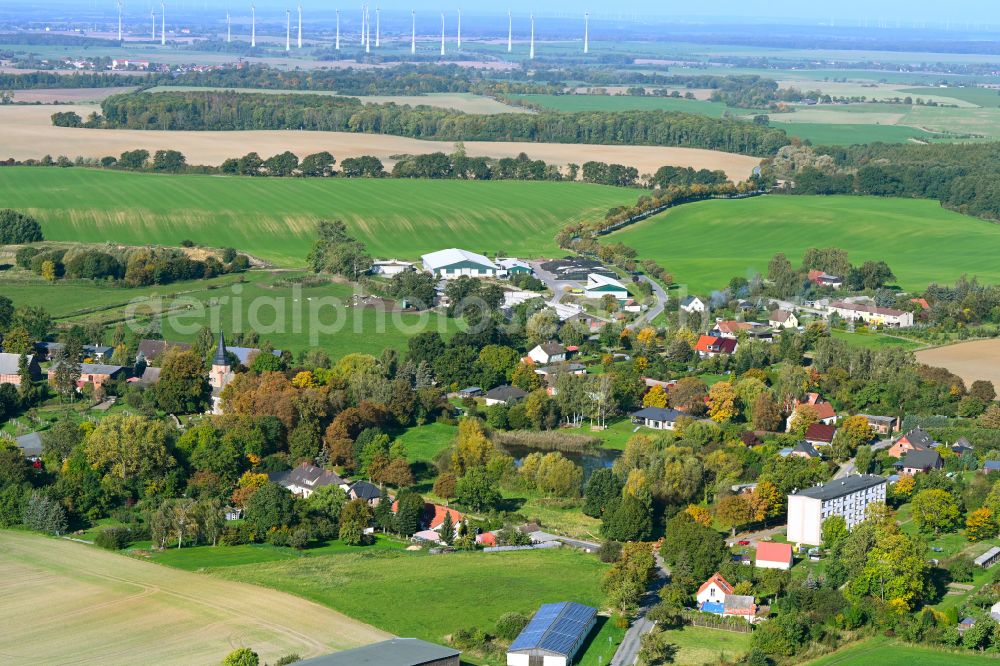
[787,475,887,545]
[15,432,43,460]
[0,352,40,387]
[484,385,528,406]
[136,339,191,364]
[527,342,567,365]
[631,406,685,431]
[269,462,347,499]
[895,449,943,475]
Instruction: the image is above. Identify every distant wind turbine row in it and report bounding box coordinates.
[119,5,589,58]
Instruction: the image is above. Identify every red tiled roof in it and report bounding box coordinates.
[428,504,464,530]
[695,335,737,354]
[805,423,837,443]
[697,572,734,597]
[476,532,497,546]
[695,335,716,353]
[813,402,836,420]
[756,541,793,564]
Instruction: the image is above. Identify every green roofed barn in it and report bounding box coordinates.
[506,601,597,666]
[295,638,459,666]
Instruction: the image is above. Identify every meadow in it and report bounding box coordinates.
[610,195,1000,293]
[804,637,994,666]
[208,547,608,659]
[0,271,463,356]
[0,531,389,665]
[0,104,760,178]
[507,93,731,117]
[0,167,636,266]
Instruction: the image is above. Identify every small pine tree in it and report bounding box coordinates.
[439,510,455,546]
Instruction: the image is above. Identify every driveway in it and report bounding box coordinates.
[529,260,578,305]
[637,275,666,323]
[725,524,787,548]
[610,552,669,666]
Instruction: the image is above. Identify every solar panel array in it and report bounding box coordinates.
[508,602,597,657]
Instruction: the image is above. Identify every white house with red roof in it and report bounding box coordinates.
[696,572,734,607]
[755,542,793,570]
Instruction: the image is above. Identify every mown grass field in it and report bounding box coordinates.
[0,168,635,266]
[0,531,389,665]
[659,625,752,665]
[611,195,1000,293]
[0,270,462,356]
[207,547,608,658]
[805,637,994,665]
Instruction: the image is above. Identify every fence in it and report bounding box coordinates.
[682,610,755,633]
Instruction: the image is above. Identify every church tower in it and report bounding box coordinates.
[209,331,231,390]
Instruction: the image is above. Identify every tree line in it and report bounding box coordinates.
[87,90,790,157]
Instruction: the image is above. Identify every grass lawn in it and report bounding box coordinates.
[207,547,608,658]
[831,329,925,351]
[567,418,640,451]
[610,195,1000,293]
[142,534,408,570]
[576,616,626,666]
[805,636,995,665]
[0,167,636,267]
[399,422,458,464]
[1,270,462,356]
[659,624,752,665]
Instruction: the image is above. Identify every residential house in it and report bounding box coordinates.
[695,335,738,358]
[82,345,114,362]
[527,342,567,365]
[755,542,793,570]
[780,441,822,460]
[295,638,460,666]
[887,427,935,458]
[392,502,464,539]
[786,393,837,429]
[895,449,943,475]
[484,385,528,406]
[696,572,734,609]
[631,406,684,431]
[348,480,383,506]
[507,602,597,666]
[130,366,161,387]
[47,362,125,391]
[0,353,41,386]
[952,437,974,456]
[958,617,977,634]
[859,414,900,436]
[786,475,888,545]
[496,258,532,276]
[984,461,1000,474]
[826,300,914,328]
[808,270,843,289]
[370,259,415,276]
[680,296,706,314]
[768,309,799,330]
[722,595,758,622]
[457,387,483,399]
[421,248,498,279]
[804,423,837,447]
[475,531,497,547]
[136,339,191,364]
[714,320,756,339]
[564,311,610,332]
[584,273,629,301]
[33,341,64,361]
[269,462,347,499]
[14,432,43,460]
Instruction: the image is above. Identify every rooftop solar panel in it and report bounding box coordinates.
[508,602,598,656]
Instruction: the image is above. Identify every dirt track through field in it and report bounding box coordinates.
[0,104,761,180]
[0,531,389,665]
[916,339,1000,388]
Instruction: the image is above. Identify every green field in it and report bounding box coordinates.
[508,93,730,117]
[0,270,462,356]
[0,168,636,266]
[774,122,935,145]
[610,195,1000,293]
[207,548,607,653]
[660,625,752,665]
[805,637,995,665]
[830,329,925,351]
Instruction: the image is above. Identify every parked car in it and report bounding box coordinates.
[738,540,751,546]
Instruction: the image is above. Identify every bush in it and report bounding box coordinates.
[949,556,975,583]
[274,656,301,665]
[495,612,530,642]
[598,540,623,563]
[94,526,132,550]
[451,627,490,649]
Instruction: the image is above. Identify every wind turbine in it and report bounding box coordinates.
[160,2,165,45]
[151,8,155,40]
[440,12,445,56]
[297,4,302,48]
[360,5,365,45]
[457,8,461,50]
[226,10,231,42]
[529,13,534,59]
[285,9,290,51]
[375,7,380,48]
[250,4,256,47]
[364,5,370,53]
[116,0,122,42]
[584,12,589,54]
[335,9,340,49]
[507,10,512,53]
[410,9,415,54]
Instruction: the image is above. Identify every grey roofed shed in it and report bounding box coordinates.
[508,601,597,660]
[293,638,460,665]
[975,546,1000,568]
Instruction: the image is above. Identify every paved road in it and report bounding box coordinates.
[610,552,669,666]
[725,524,787,548]
[527,531,600,552]
[529,260,574,305]
[637,275,667,323]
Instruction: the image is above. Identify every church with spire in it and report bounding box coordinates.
[209,331,235,414]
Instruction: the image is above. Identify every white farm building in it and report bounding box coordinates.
[421,248,498,279]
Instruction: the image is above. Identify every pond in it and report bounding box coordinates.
[502,444,621,481]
